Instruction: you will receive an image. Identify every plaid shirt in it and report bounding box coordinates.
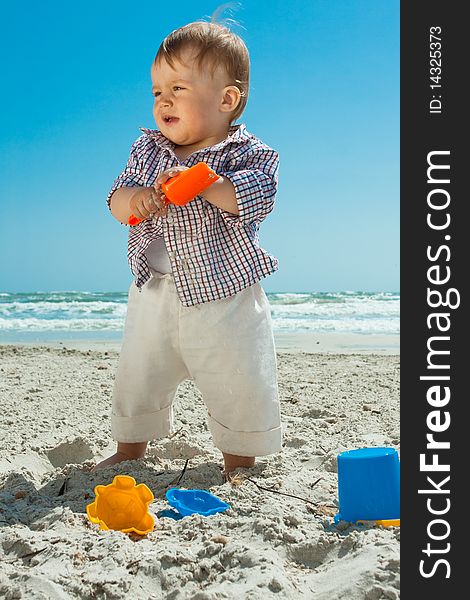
[106,124,279,307]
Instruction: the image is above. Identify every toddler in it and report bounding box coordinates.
[93,21,282,477]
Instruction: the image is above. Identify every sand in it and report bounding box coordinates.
[0,340,400,599]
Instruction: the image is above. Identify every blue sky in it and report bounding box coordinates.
[0,0,399,293]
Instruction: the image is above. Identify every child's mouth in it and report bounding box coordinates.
[163,116,179,126]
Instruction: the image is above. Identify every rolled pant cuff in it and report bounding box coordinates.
[111,405,173,443]
[208,415,282,457]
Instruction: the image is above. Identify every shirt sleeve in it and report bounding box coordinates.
[217,147,279,228]
[106,136,146,212]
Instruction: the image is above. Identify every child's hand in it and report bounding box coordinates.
[155,166,190,201]
[128,186,168,221]
[156,165,189,187]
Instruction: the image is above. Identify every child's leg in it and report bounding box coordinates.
[92,273,190,472]
[181,282,282,472]
[222,452,255,475]
[91,442,148,472]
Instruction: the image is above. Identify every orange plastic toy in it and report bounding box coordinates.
[127,162,219,226]
[357,519,401,528]
[86,475,155,535]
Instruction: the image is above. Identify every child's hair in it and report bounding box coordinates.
[154,21,249,122]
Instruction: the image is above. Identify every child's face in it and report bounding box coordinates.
[151,46,238,148]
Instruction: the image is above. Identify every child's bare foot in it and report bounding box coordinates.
[91,452,135,472]
[91,442,148,472]
[222,452,255,482]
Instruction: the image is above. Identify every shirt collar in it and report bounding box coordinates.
[139,123,250,154]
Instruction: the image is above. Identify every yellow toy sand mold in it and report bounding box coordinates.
[357,519,400,528]
[86,475,155,535]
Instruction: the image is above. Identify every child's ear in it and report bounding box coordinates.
[220,86,241,114]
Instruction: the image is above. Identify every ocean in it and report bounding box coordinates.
[0,290,399,343]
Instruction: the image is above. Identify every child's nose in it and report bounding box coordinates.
[158,91,173,106]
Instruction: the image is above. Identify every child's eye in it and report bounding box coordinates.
[152,87,183,98]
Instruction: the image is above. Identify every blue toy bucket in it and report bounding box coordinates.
[335,447,400,523]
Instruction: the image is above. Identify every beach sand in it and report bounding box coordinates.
[0,337,400,599]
